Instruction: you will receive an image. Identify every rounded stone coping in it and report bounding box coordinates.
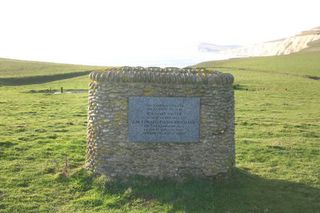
[89,67,234,85]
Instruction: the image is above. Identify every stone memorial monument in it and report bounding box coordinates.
[86,67,235,178]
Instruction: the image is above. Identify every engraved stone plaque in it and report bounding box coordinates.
[128,97,200,142]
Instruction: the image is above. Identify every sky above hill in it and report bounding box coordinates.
[0,0,319,67]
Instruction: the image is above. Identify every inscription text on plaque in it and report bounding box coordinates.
[128,97,200,142]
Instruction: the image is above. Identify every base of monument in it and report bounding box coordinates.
[88,166,234,182]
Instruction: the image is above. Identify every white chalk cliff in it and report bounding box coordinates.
[200,27,320,57]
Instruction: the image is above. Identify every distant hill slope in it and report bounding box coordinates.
[299,35,320,53]
[0,58,102,78]
[196,51,320,78]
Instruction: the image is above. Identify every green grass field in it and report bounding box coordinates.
[0,58,101,77]
[0,52,319,212]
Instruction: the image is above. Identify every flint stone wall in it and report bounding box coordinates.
[86,67,235,178]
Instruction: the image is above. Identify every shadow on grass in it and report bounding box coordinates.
[0,71,92,86]
[0,141,16,148]
[76,168,320,212]
[233,84,249,91]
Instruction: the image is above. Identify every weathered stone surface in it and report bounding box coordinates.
[128,97,200,143]
[86,67,235,179]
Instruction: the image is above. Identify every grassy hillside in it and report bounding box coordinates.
[0,58,104,86]
[197,51,320,77]
[0,58,101,78]
[0,54,319,212]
